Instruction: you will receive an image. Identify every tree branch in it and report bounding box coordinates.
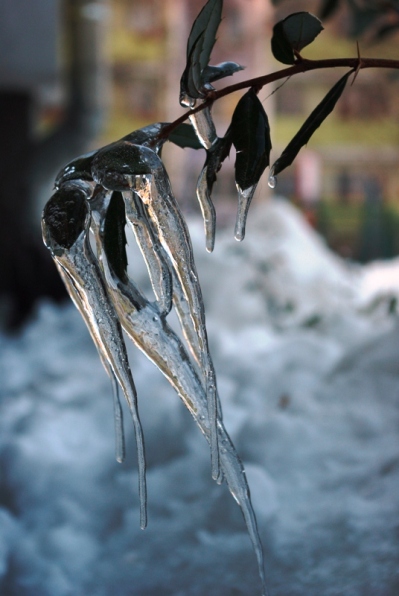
[160,56,399,139]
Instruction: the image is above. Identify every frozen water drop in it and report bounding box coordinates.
[268,168,277,189]
[234,184,257,242]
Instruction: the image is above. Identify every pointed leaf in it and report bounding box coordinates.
[168,123,204,150]
[103,191,128,282]
[202,61,245,83]
[272,12,324,64]
[231,89,272,191]
[180,31,207,100]
[272,70,352,177]
[187,0,223,72]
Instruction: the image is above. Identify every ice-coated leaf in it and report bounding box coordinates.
[123,190,173,317]
[180,0,223,103]
[168,123,204,150]
[103,191,128,283]
[189,106,218,150]
[202,61,245,83]
[271,12,324,64]
[42,184,147,530]
[187,0,223,72]
[55,151,96,188]
[231,89,272,191]
[272,70,352,178]
[123,122,170,154]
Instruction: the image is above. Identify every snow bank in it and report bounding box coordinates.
[1,197,399,595]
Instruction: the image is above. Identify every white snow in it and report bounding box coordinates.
[1,196,399,595]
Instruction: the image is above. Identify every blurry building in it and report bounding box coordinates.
[272,0,399,259]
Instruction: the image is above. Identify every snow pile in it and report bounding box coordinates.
[1,197,399,595]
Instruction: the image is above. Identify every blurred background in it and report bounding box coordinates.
[2,0,399,329]
[2,3,399,594]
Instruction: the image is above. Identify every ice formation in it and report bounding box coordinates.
[41,134,267,594]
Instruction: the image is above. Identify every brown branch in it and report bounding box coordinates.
[160,56,399,139]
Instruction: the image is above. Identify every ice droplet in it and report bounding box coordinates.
[268,168,277,189]
[234,184,257,242]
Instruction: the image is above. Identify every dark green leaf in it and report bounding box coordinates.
[205,129,233,190]
[202,61,245,83]
[180,31,206,100]
[168,123,204,150]
[271,22,296,65]
[271,12,324,64]
[187,0,223,72]
[319,0,340,21]
[272,70,352,177]
[103,191,128,282]
[231,89,272,191]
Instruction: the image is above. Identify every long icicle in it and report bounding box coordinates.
[42,183,147,529]
[90,193,265,593]
[55,260,126,464]
[91,142,220,481]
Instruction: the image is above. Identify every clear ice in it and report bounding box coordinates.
[196,165,217,253]
[90,140,221,481]
[189,106,218,150]
[268,167,277,189]
[234,184,257,241]
[41,184,147,529]
[57,261,126,464]
[43,133,269,594]
[123,190,173,316]
[88,188,266,593]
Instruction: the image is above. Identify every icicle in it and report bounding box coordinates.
[56,261,126,464]
[109,370,126,463]
[268,167,277,189]
[196,165,216,253]
[189,106,218,150]
[91,142,221,480]
[122,190,173,316]
[234,184,257,242]
[131,167,220,479]
[42,184,147,530]
[97,242,266,594]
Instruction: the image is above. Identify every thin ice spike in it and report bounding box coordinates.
[110,371,125,463]
[96,237,266,594]
[122,190,173,316]
[57,263,126,463]
[130,163,220,479]
[196,165,216,253]
[234,184,257,242]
